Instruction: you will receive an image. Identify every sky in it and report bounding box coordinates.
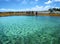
[0,0,60,12]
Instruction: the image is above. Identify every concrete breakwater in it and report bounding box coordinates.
[0,11,60,16]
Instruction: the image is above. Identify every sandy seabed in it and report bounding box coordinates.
[0,16,60,44]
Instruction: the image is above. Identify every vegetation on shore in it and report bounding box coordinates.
[0,8,60,16]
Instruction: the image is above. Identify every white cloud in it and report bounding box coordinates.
[0,5,51,11]
[20,5,51,11]
[30,5,43,11]
[0,8,20,12]
[55,0,60,2]
[45,0,52,4]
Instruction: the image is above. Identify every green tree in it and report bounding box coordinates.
[48,8,53,13]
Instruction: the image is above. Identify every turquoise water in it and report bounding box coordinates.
[0,16,60,44]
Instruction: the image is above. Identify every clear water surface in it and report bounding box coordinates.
[0,16,60,44]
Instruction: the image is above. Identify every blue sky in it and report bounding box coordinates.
[0,0,60,12]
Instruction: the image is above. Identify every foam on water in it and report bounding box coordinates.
[0,16,60,44]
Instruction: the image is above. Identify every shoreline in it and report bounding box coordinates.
[0,11,60,16]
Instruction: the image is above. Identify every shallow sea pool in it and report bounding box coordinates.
[0,16,60,44]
